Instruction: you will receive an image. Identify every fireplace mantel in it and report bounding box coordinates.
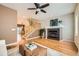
[41,24,63,29]
[40,25,63,40]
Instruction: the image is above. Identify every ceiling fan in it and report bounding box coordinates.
[27,3,50,14]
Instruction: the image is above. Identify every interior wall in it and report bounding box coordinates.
[0,5,17,44]
[17,12,74,42]
[59,13,74,42]
[40,13,74,42]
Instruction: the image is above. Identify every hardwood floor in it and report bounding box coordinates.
[32,38,78,56]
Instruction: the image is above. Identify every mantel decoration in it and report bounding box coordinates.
[58,20,62,24]
[50,19,62,26]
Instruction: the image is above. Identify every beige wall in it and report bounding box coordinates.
[78,15,79,36]
[0,5,17,44]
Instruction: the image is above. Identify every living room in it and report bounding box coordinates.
[0,3,79,56]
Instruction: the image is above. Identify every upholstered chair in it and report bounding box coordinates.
[0,40,7,56]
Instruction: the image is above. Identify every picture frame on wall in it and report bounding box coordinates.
[50,19,58,26]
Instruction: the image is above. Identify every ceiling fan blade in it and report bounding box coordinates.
[40,3,49,8]
[27,8,36,10]
[34,3,39,8]
[41,9,46,13]
[35,11,39,14]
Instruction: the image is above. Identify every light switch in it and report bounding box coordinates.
[11,28,16,31]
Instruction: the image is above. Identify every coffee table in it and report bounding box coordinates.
[24,44,47,56]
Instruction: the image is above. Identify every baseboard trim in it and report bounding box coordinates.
[60,39,74,43]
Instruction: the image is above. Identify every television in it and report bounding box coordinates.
[50,19,58,26]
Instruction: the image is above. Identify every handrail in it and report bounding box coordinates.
[23,28,40,39]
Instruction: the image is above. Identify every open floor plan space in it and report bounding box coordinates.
[0,3,79,56]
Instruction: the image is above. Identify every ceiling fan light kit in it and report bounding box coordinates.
[27,3,50,15]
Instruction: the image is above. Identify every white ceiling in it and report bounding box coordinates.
[1,3,77,20]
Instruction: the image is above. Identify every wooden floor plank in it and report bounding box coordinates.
[32,38,78,56]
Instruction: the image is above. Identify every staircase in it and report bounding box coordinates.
[22,18,41,40]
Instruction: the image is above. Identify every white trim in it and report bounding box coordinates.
[42,27,62,40]
[60,39,74,42]
[6,42,18,46]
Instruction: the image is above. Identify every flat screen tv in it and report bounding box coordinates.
[50,19,58,26]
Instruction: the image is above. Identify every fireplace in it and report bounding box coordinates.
[39,28,60,40]
[47,28,60,40]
